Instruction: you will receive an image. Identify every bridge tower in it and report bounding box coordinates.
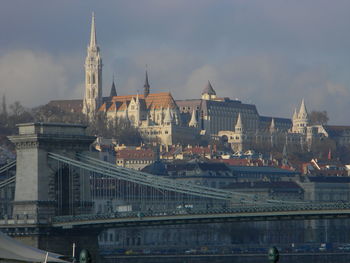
[6,123,98,258]
[9,122,95,220]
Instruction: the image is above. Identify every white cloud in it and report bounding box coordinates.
[0,50,83,108]
[185,65,218,96]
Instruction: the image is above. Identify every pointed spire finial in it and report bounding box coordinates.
[235,113,243,132]
[110,74,117,97]
[202,80,216,97]
[90,12,97,48]
[144,67,150,97]
[293,108,297,119]
[270,118,276,132]
[189,108,198,128]
[136,91,140,103]
[298,98,308,119]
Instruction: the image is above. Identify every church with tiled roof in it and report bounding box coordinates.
[48,13,350,150]
[81,13,198,145]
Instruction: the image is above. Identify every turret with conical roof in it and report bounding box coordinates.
[292,99,309,134]
[269,118,276,133]
[201,81,217,100]
[298,99,308,119]
[292,108,297,120]
[189,109,199,128]
[235,113,243,133]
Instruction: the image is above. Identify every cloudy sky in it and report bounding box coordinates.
[0,0,349,124]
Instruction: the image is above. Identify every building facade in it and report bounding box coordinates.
[48,13,350,150]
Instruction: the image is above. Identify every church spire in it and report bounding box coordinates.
[90,12,97,48]
[83,12,102,119]
[110,75,117,97]
[144,69,150,97]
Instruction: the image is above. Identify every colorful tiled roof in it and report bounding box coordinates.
[101,92,178,112]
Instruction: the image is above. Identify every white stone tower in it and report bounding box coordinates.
[232,113,245,151]
[83,12,103,119]
[235,113,244,133]
[292,99,309,134]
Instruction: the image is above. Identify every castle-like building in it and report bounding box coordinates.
[48,13,350,149]
[79,13,198,145]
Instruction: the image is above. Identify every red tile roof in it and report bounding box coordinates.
[117,149,156,160]
[101,92,178,112]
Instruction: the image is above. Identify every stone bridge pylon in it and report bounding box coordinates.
[9,122,96,221]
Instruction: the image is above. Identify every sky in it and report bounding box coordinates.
[0,0,349,124]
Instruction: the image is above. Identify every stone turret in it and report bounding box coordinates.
[201,81,217,100]
[235,113,243,133]
[270,118,276,133]
[189,109,199,128]
[163,107,173,125]
[298,99,308,120]
[292,99,309,134]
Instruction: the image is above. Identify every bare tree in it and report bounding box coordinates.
[309,111,329,125]
[1,95,7,118]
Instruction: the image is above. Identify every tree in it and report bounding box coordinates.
[9,101,25,117]
[309,111,329,125]
[1,95,7,118]
[33,104,87,124]
[9,101,33,131]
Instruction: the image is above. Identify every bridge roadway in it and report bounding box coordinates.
[52,202,350,229]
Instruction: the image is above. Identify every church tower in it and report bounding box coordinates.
[83,12,103,119]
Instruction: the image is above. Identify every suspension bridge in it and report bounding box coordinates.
[0,122,350,258]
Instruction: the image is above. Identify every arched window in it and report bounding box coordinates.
[92,73,96,84]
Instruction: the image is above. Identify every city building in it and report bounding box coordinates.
[116,148,156,170]
[47,13,350,152]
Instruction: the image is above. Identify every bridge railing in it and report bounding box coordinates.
[0,161,16,175]
[52,201,350,224]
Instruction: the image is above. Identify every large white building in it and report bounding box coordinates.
[48,13,350,150]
